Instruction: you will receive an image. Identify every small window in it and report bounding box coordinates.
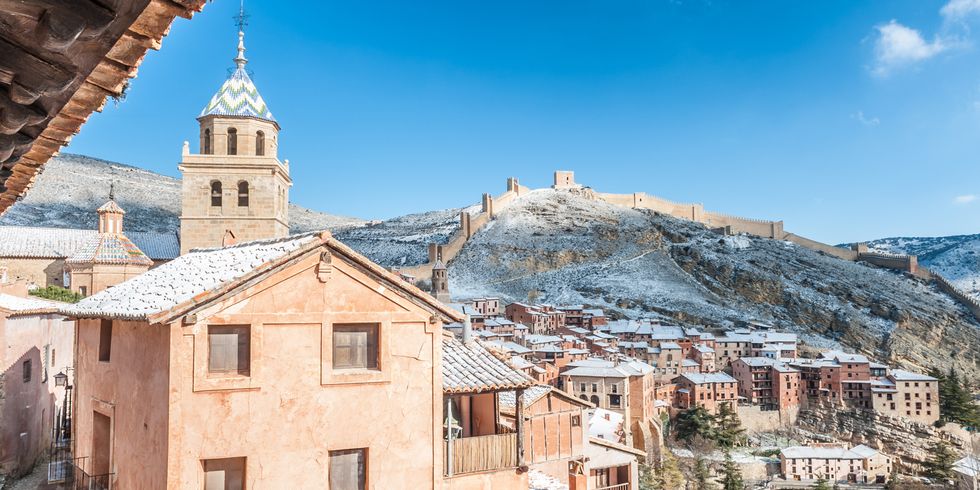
[211,181,223,207]
[332,324,379,370]
[237,181,249,207]
[203,457,245,490]
[203,128,212,155]
[227,128,238,155]
[255,131,265,156]
[79,286,87,297]
[208,326,250,376]
[329,449,366,490]
[571,415,581,427]
[99,320,112,362]
[23,359,31,383]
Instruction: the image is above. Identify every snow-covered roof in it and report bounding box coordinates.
[0,293,65,315]
[0,226,178,260]
[953,456,979,478]
[820,350,870,364]
[442,335,535,394]
[66,233,153,267]
[781,444,880,460]
[484,340,532,355]
[509,356,534,370]
[498,385,553,410]
[525,334,563,345]
[660,342,681,350]
[678,372,736,385]
[588,408,624,442]
[889,369,936,382]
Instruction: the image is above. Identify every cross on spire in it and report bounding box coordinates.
[233,0,249,69]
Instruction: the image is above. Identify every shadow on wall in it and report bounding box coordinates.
[1,345,54,479]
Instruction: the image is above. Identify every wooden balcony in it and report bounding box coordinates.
[444,432,518,475]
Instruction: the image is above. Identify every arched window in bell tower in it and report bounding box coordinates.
[203,128,212,155]
[227,128,238,155]
[210,181,222,207]
[238,181,249,207]
[255,131,265,156]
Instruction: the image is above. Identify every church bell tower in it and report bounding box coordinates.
[178,10,291,254]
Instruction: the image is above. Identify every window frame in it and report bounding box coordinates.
[255,130,265,156]
[210,181,223,207]
[227,127,238,155]
[98,319,112,362]
[202,457,246,490]
[207,325,251,377]
[329,448,367,490]
[332,324,380,371]
[237,181,249,207]
[23,359,31,383]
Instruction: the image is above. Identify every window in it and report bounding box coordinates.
[332,324,379,370]
[580,383,586,392]
[203,457,245,490]
[79,286,87,297]
[590,395,599,405]
[255,131,265,156]
[571,415,581,427]
[208,326,250,376]
[329,449,366,490]
[203,128,212,154]
[211,181,222,207]
[23,359,31,382]
[237,181,249,207]
[227,128,238,155]
[591,383,597,393]
[611,384,618,394]
[99,320,112,362]
[609,394,621,407]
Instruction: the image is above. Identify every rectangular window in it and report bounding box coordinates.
[208,326,250,376]
[203,457,246,490]
[23,359,31,382]
[99,320,112,362]
[332,324,379,370]
[571,415,581,427]
[330,449,366,490]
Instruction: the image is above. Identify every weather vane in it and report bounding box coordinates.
[234,0,250,33]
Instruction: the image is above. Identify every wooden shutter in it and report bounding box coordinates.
[209,326,250,375]
[332,325,378,370]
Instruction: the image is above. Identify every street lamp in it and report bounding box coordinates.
[54,371,68,387]
[54,370,72,443]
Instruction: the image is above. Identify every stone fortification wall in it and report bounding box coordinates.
[796,405,965,464]
[932,272,980,320]
[784,233,859,261]
[857,251,918,274]
[704,211,784,239]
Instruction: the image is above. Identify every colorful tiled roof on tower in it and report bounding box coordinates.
[199,30,275,122]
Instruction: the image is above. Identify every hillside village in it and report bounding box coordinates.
[0,3,979,490]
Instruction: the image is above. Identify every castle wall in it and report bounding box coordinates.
[784,233,859,261]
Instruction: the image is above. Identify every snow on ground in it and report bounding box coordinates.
[857,234,980,301]
[528,469,568,490]
[333,205,472,267]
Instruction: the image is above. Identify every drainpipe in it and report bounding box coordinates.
[462,314,472,345]
[446,397,454,477]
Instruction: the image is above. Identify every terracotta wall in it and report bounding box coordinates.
[0,313,75,477]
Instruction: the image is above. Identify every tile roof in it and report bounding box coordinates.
[678,372,737,384]
[442,335,535,394]
[484,340,531,355]
[497,385,553,410]
[61,232,465,324]
[66,233,153,267]
[0,226,178,261]
[821,350,870,363]
[63,233,318,320]
[200,66,275,122]
[0,293,65,315]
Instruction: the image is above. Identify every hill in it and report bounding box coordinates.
[0,154,364,233]
[859,234,980,302]
[448,189,980,376]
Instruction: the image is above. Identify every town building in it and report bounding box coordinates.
[673,372,738,414]
[65,193,152,296]
[731,357,802,413]
[870,369,939,425]
[178,28,290,254]
[714,329,798,367]
[0,286,73,479]
[505,303,566,334]
[64,232,477,488]
[780,444,891,484]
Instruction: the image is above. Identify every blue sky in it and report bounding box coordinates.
[66,1,980,244]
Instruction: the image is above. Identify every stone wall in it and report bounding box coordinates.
[795,405,965,464]
[737,405,799,434]
[857,251,918,274]
[932,272,980,320]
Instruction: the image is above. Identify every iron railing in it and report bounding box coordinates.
[594,483,629,490]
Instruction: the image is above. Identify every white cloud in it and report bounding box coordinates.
[851,111,880,126]
[954,194,978,204]
[942,0,980,21]
[872,20,948,76]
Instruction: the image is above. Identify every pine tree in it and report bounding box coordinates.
[674,406,717,443]
[812,478,831,490]
[715,403,746,448]
[720,451,744,490]
[922,440,956,483]
[656,451,685,490]
[692,456,714,490]
[638,462,657,490]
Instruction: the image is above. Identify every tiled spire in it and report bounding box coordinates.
[199,22,275,122]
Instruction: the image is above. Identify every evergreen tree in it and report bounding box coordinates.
[692,456,714,490]
[931,367,980,429]
[720,451,744,490]
[655,451,685,490]
[674,406,716,443]
[715,403,747,448]
[922,440,956,483]
[812,478,831,490]
[638,462,657,490]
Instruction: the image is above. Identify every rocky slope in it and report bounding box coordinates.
[0,154,364,233]
[449,189,980,377]
[858,234,980,301]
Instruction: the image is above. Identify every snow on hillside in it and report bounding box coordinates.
[861,234,980,301]
[0,154,365,233]
[450,189,980,376]
[333,204,478,268]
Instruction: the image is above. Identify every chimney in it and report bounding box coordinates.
[462,314,473,344]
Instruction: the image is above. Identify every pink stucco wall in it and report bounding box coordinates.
[0,312,74,477]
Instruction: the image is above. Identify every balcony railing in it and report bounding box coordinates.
[595,483,629,490]
[50,457,113,490]
[445,433,517,475]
